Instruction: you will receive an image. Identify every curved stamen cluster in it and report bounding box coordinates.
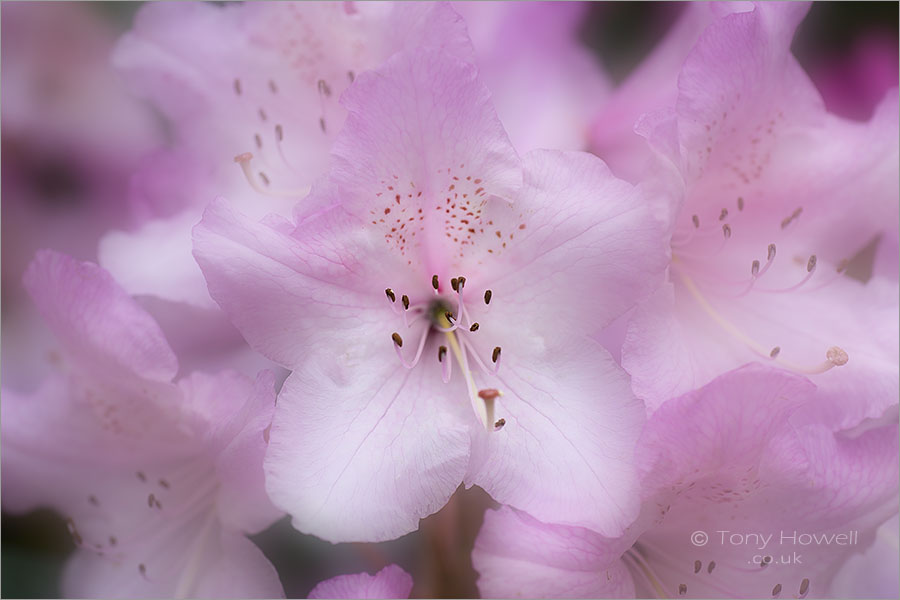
[670,198,850,376]
[385,275,505,432]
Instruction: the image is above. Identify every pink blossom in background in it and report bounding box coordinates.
[193,43,667,543]
[473,364,899,599]
[308,565,413,599]
[1,251,283,598]
[617,2,899,429]
[99,1,473,309]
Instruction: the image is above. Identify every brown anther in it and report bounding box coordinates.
[109,536,117,546]
[484,290,492,304]
[694,560,702,574]
[826,346,848,366]
[469,323,480,332]
[707,561,716,574]
[737,196,745,211]
[275,124,284,141]
[492,347,501,363]
[807,255,817,272]
[722,224,732,238]
[88,495,99,506]
[751,260,760,276]
[319,117,326,133]
[432,274,440,290]
[234,152,253,164]
[799,578,810,597]
[457,276,466,289]
[770,346,781,358]
[317,79,331,97]
[478,389,501,402]
[159,479,170,489]
[692,214,700,228]
[719,208,729,221]
[678,584,687,596]
[768,243,777,261]
[148,493,156,508]
[136,471,147,482]
[772,583,782,597]
[139,563,147,577]
[438,346,447,362]
[391,333,403,348]
[233,78,242,96]
[493,418,506,431]
[385,288,396,302]
[401,295,410,310]
[450,277,459,291]
[445,311,454,323]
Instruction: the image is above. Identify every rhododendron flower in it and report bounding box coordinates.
[473,364,900,599]
[308,565,413,599]
[617,2,899,429]
[100,1,473,309]
[1,251,283,598]
[194,45,667,542]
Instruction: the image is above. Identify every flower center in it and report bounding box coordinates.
[385,274,505,432]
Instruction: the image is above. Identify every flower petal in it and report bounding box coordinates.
[466,337,645,538]
[308,564,413,599]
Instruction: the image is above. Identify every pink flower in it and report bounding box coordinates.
[616,3,899,429]
[473,364,900,598]
[100,1,473,309]
[1,250,283,598]
[193,46,667,542]
[308,565,413,599]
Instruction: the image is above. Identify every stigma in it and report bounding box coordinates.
[387,274,504,431]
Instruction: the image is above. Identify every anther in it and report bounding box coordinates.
[493,418,506,431]
[391,333,403,348]
[469,323,480,332]
[317,79,332,98]
[692,214,700,228]
[275,124,284,141]
[770,346,781,358]
[719,208,728,221]
[827,346,849,366]
[445,311,454,323]
[693,560,702,574]
[139,564,147,578]
[807,255,817,272]
[66,518,83,545]
[484,290,492,304]
[772,583,782,597]
[233,78,242,96]
[457,276,466,289]
[492,347,501,363]
[432,275,440,290]
[88,495,99,506]
[451,277,459,291]
[737,196,745,211]
[799,578,810,597]
[385,288,396,302]
[438,346,447,362]
[136,471,146,482]
[401,295,410,310]
[751,260,760,276]
[678,584,687,596]
[722,224,732,239]
[707,561,716,574]
[768,243,777,261]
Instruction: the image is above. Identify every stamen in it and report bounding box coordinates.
[692,214,700,228]
[401,294,410,310]
[451,277,459,291]
[440,345,452,383]
[737,196,745,211]
[493,418,506,431]
[751,260,760,277]
[469,323,480,332]
[385,288,396,302]
[722,224,732,239]
[438,345,447,362]
[391,332,403,347]
[432,274,440,291]
[755,254,816,293]
[772,583,782,597]
[719,208,728,221]
[799,578,810,598]
[770,346,781,358]
[394,327,429,369]
[234,153,309,198]
[484,290,492,304]
[492,347,501,363]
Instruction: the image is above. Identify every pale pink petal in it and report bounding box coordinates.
[473,506,635,599]
[99,211,217,309]
[466,337,644,538]
[179,370,282,534]
[308,564,413,599]
[469,150,667,342]
[829,514,900,599]
[22,250,178,384]
[265,350,470,543]
[63,529,283,599]
[455,1,610,152]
